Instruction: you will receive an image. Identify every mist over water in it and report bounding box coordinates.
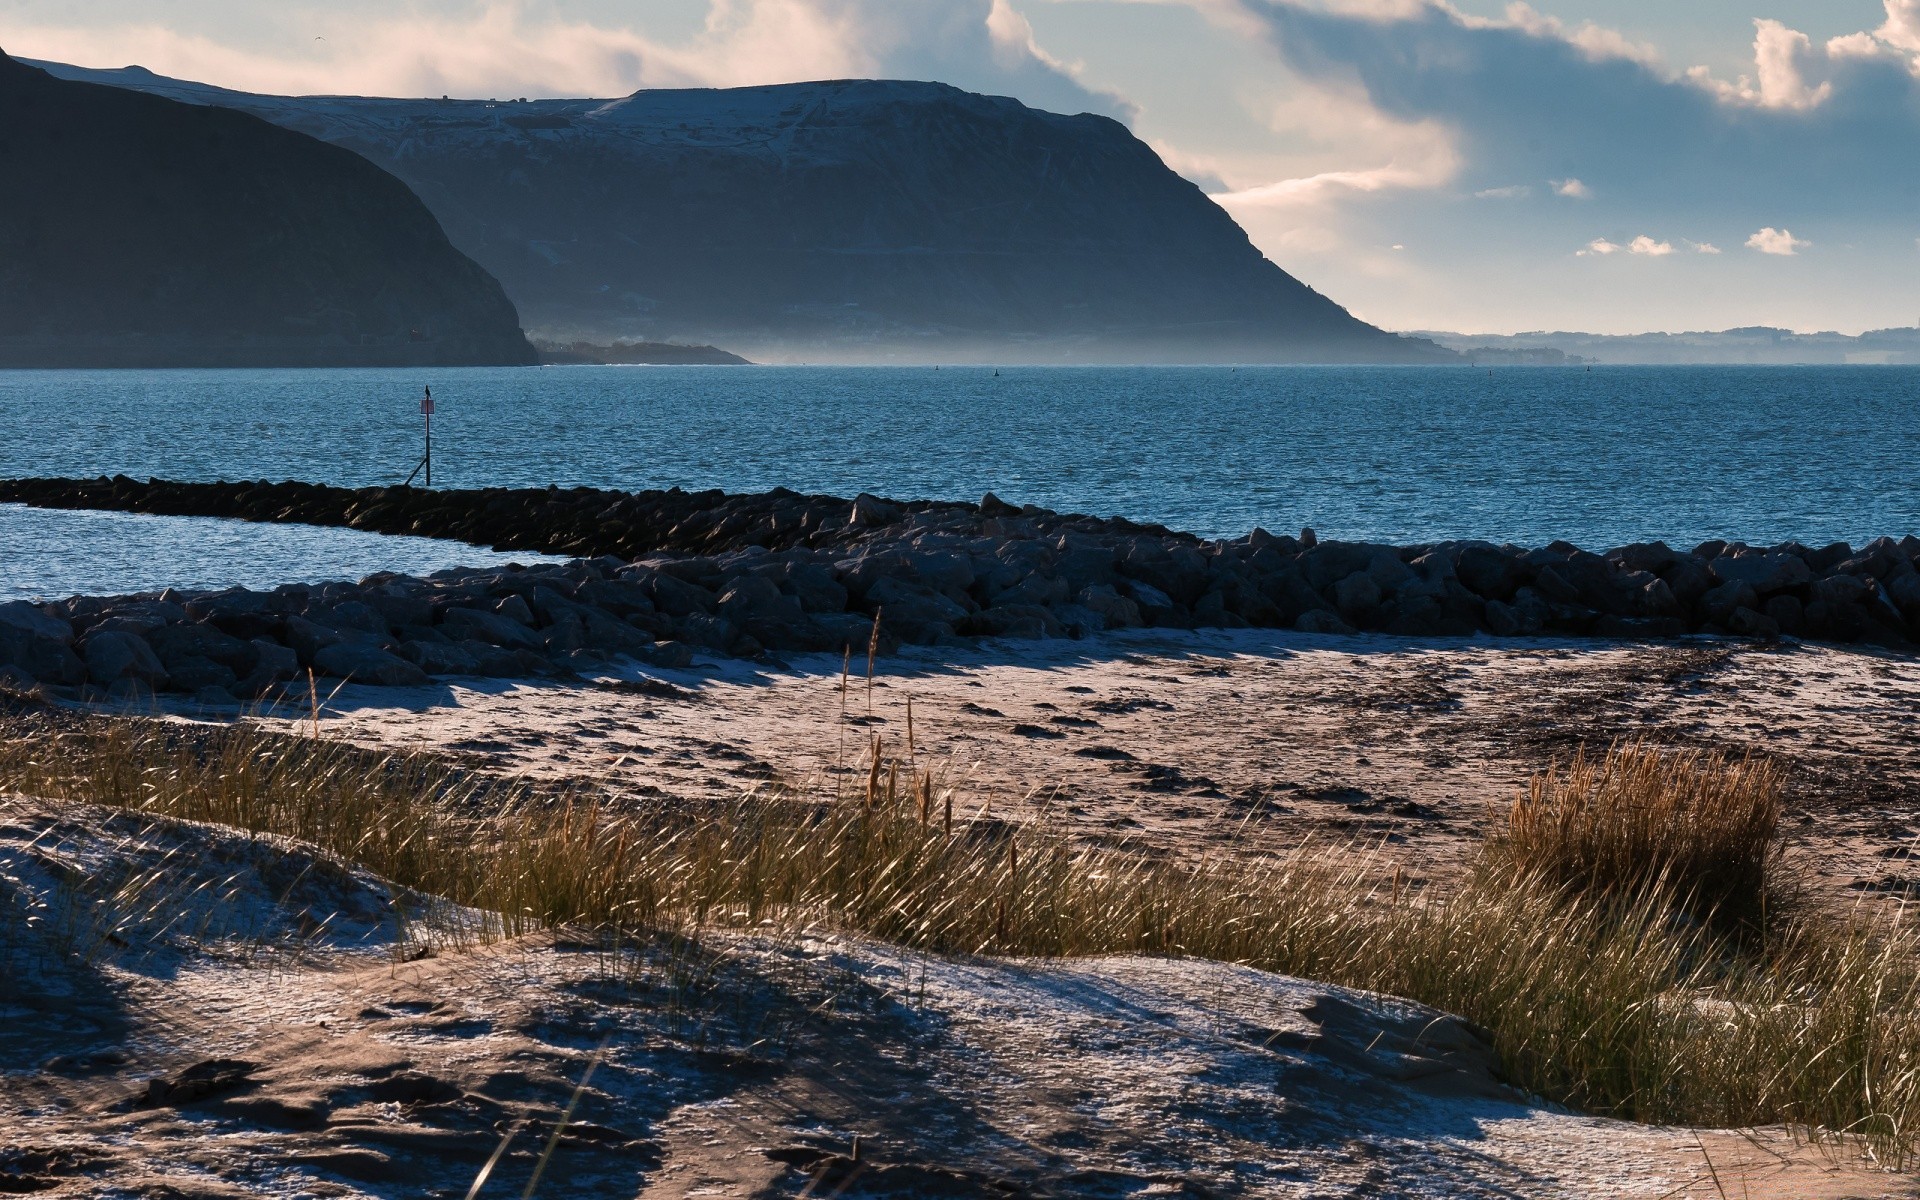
[1,363,1916,599]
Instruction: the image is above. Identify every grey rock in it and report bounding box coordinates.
[1660,557,1716,606]
[1809,575,1871,608]
[869,577,970,626]
[1886,571,1920,619]
[492,594,536,625]
[1727,606,1781,639]
[1049,603,1105,638]
[1124,581,1176,618]
[675,612,742,652]
[1077,584,1143,630]
[401,640,483,675]
[360,589,434,629]
[850,493,900,527]
[643,641,697,669]
[1698,581,1760,622]
[147,623,259,676]
[327,600,391,636]
[992,573,1070,609]
[543,611,589,655]
[1453,544,1523,600]
[816,613,901,655]
[1383,594,1446,636]
[164,655,238,693]
[1330,572,1382,620]
[575,578,657,615]
[0,600,73,645]
[970,604,1062,640]
[282,615,350,663]
[312,642,431,687]
[1293,609,1355,636]
[1483,599,1526,637]
[1709,552,1813,594]
[767,563,848,615]
[0,620,86,686]
[442,607,544,650]
[1636,577,1681,618]
[641,570,717,616]
[82,630,166,686]
[1764,594,1804,634]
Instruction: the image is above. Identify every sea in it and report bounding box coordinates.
[1,363,1916,602]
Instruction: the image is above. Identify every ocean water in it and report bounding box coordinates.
[1,364,1916,601]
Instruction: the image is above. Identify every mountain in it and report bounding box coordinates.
[34,63,1446,365]
[0,53,534,368]
[1417,327,1920,366]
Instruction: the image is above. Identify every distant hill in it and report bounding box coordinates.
[0,52,534,368]
[536,341,750,366]
[1418,327,1920,366]
[36,63,1448,365]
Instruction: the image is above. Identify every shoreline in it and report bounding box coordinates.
[0,475,1917,705]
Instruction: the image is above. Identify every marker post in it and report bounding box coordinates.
[403,385,436,487]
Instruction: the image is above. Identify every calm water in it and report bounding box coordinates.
[1,364,1915,600]
[0,505,558,603]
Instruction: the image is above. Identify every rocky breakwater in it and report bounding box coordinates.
[1,476,1917,700]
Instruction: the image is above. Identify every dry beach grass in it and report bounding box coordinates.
[6,713,1920,1170]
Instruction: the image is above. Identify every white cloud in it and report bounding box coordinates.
[0,0,1119,115]
[1577,238,1621,256]
[1628,235,1673,256]
[1474,184,1530,199]
[1746,227,1810,255]
[1685,240,1722,254]
[1550,177,1590,198]
[1880,0,1920,54]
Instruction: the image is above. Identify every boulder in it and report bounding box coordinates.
[147,623,259,677]
[1453,544,1523,601]
[1077,584,1143,630]
[1124,581,1178,623]
[399,640,483,676]
[816,613,900,656]
[1709,552,1813,595]
[1330,572,1382,622]
[1660,557,1716,607]
[312,642,431,687]
[1727,606,1781,640]
[1698,581,1759,623]
[849,493,900,527]
[0,600,72,645]
[164,655,238,693]
[1294,609,1355,636]
[282,615,349,663]
[442,607,544,651]
[492,594,537,625]
[1049,603,1105,638]
[969,604,1063,640]
[868,577,970,626]
[81,630,166,687]
[0,620,85,686]
[1763,594,1805,635]
[1809,575,1871,608]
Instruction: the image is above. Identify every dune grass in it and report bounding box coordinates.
[3,717,1920,1160]
[1489,740,1787,932]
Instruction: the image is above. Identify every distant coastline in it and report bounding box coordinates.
[534,340,751,366]
[1418,326,1920,366]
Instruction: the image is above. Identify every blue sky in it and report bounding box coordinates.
[2,0,1914,335]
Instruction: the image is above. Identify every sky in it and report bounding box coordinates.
[1,0,1915,336]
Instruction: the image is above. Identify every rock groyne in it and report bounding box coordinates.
[1,477,1916,701]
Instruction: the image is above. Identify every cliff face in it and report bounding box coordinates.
[0,53,535,368]
[36,64,1447,364]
